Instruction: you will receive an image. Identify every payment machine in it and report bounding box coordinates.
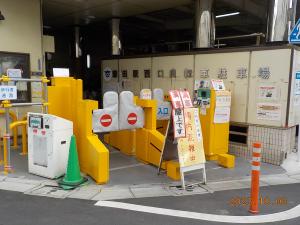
[28,113,73,179]
[194,80,235,167]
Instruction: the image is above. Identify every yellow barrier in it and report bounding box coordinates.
[0,110,18,149]
[2,134,9,174]
[48,78,109,184]
[10,120,27,155]
[0,128,3,166]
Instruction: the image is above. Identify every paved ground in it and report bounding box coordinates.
[0,184,300,225]
[0,146,299,200]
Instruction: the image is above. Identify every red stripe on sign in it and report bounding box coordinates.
[252,161,260,167]
[100,114,112,127]
[252,152,261,157]
[127,113,137,125]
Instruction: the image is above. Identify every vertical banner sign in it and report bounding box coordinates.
[178,108,205,167]
[169,90,183,109]
[172,108,186,138]
[169,90,185,138]
[179,90,193,108]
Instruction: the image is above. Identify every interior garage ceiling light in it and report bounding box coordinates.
[216,12,240,19]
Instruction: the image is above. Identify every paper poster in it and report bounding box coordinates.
[31,82,42,98]
[214,107,230,123]
[258,85,278,100]
[295,72,300,95]
[211,79,225,91]
[172,108,186,138]
[179,90,193,108]
[294,95,300,106]
[257,103,281,121]
[7,69,22,78]
[177,108,205,167]
[0,86,17,100]
[215,91,231,107]
[140,89,152,100]
[169,90,183,109]
[194,80,201,90]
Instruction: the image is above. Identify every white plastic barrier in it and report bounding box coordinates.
[92,91,119,132]
[153,88,171,120]
[119,91,144,130]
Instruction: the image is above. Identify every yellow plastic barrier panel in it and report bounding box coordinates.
[48,78,109,184]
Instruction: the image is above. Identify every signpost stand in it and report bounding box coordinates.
[158,90,207,190]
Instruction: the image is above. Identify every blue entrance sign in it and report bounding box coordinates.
[289,19,300,44]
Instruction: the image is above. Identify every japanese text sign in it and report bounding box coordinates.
[0,86,17,100]
[169,90,183,109]
[178,108,205,167]
[179,90,193,108]
[172,108,186,138]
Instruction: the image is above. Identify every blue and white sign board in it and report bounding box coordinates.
[157,102,171,120]
[0,86,17,100]
[295,72,300,95]
[289,19,300,44]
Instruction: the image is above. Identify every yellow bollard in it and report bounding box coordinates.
[2,135,8,174]
[0,132,3,166]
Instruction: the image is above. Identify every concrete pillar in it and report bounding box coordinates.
[195,0,215,48]
[267,0,297,42]
[111,18,121,55]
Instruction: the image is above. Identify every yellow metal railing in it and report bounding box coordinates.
[10,120,28,155]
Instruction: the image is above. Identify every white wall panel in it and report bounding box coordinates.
[247,49,291,127]
[195,52,250,123]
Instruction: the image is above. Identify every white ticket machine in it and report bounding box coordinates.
[28,113,73,179]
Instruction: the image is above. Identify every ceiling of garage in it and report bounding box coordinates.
[42,0,192,27]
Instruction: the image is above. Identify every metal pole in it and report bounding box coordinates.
[297,125,300,162]
[10,102,45,107]
[44,81,48,114]
[4,106,11,173]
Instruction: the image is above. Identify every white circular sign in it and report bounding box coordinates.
[103,67,113,81]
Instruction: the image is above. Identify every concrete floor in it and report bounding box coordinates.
[0,144,286,186]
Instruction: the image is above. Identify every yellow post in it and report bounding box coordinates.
[0,110,18,149]
[2,134,8,174]
[0,130,3,166]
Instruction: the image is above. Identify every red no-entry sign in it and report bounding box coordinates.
[100,114,112,127]
[127,113,137,125]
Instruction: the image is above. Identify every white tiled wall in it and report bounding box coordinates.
[230,125,296,165]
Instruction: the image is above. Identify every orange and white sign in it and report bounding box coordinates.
[169,90,183,109]
[179,90,193,108]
